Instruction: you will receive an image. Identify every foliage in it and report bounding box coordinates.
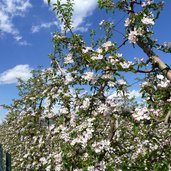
[0,0,171,170]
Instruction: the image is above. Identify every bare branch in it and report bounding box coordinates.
[118,39,128,49]
[135,69,155,73]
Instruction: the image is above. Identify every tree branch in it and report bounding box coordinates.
[165,111,171,124]
[135,69,155,73]
[137,40,171,81]
[118,39,128,49]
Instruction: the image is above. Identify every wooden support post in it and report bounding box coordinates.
[6,152,11,171]
[0,144,4,171]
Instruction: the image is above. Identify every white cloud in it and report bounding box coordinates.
[14,35,22,41]
[43,0,97,30]
[18,40,31,46]
[0,64,32,84]
[0,0,31,44]
[129,90,142,99]
[74,23,91,32]
[31,21,58,33]
[108,90,141,100]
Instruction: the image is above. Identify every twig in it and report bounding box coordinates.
[118,39,128,49]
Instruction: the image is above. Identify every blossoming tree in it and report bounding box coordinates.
[0,0,171,170]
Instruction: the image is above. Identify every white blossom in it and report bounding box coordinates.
[97,103,112,115]
[116,53,123,58]
[46,165,51,171]
[59,107,68,114]
[49,124,55,131]
[108,56,119,65]
[96,47,103,53]
[141,0,154,7]
[167,97,171,102]
[102,41,113,51]
[82,47,93,53]
[81,98,90,109]
[128,28,143,43]
[141,81,150,88]
[157,80,170,88]
[120,61,134,69]
[141,16,154,25]
[91,54,103,60]
[157,74,164,80]
[117,79,127,85]
[156,74,170,88]
[64,73,74,84]
[125,18,131,27]
[55,165,62,171]
[108,81,115,87]
[53,34,65,39]
[88,166,95,171]
[132,107,151,121]
[99,20,105,26]
[54,153,62,162]
[40,157,47,165]
[64,53,74,64]
[101,73,112,79]
[92,140,110,153]
[82,72,96,82]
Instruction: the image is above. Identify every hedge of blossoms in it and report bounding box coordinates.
[0,0,171,170]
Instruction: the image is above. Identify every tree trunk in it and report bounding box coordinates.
[137,40,171,81]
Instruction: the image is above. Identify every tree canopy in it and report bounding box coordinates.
[0,0,171,170]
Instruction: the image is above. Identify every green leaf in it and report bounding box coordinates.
[155,11,160,20]
[133,124,139,135]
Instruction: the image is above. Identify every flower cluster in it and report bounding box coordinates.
[92,140,111,153]
[128,28,143,43]
[124,18,131,27]
[82,47,93,54]
[132,107,160,121]
[120,60,134,69]
[156,74,170,88]
[141,13,155,25]
[82,72,97,82]
[141,0,154,7]
[132,107,151,121]
[102,41,113,51]
[64,53,74,64]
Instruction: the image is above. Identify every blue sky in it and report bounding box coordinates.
[0,0,171,120]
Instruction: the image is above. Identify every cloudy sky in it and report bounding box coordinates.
[0,0,171,120]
